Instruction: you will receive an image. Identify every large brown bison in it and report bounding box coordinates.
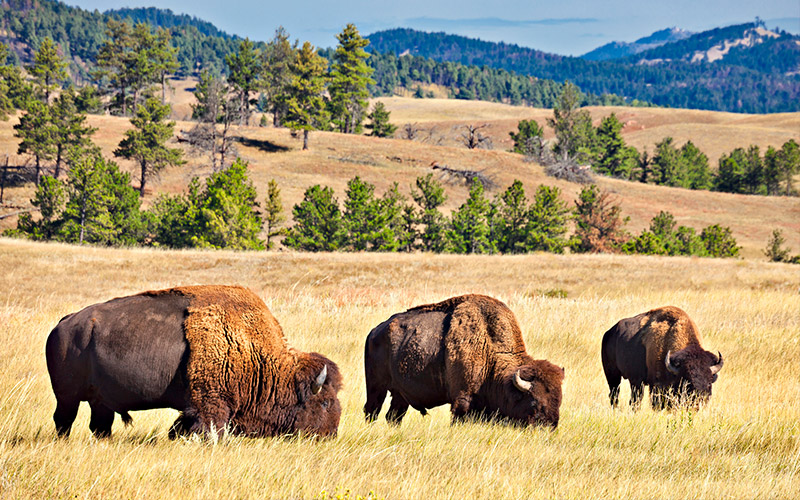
[601,306,723,410]
[46,285,342,438]
[364,294,564,428]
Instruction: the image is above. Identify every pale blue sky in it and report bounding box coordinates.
[66,0,799,56]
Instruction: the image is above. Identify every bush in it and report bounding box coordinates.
[700,224,740,258]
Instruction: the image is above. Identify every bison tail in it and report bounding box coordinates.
[120,411,133,427]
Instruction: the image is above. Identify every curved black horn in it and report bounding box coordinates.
[311,364,327,395]
[665,350,680,375]
[710,351,724,375]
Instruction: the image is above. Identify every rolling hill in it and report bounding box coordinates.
[1,93,798,259]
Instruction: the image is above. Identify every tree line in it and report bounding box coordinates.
[510,83,800,196]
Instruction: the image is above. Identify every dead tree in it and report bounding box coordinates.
[459,124,493,150]
[401,123,419,141]
[430,161,496,190]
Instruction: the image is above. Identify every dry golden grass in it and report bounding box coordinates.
[1,95,799,258]
[0,238,798,499]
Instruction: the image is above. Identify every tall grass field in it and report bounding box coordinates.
[0,238,798,498]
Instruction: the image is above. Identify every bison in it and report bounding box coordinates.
[46,285,342,439]
[364,294,564,428]
[601,306,723,410]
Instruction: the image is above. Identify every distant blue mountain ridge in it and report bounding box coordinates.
[581,28,694,61]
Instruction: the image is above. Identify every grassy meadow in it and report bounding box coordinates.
[0,237,798,499]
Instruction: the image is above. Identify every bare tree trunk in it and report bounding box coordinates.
[162,72,167,105]
[55,145,63,179]
[0,156,7,204]
[35,156,41,186]
[139,160,147,197]
[303,129,309,150]
[80,189,87,243]
[122,86,127,116]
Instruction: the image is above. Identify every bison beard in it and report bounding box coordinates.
[601,305,723,410]
[363,294,564,428]
[45,285,342,439]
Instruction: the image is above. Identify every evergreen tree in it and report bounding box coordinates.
[264,179,286,250]
[12,175,65,240]
[284,41,329,150]
[114,98,184,196]
[715,147,748,193]
[447,179,494,254]
[374,183,410,252]
[0,43,15,120]
[14,99,54,184]
[284,185,345,251]
[226,38,262,125]
[509,119,544,156]
[152,27,179,105]
[652,137,687,187]
[594,114,637,178]
[573,184,629,253]
[343,176,379,251]
[525,185,572,253]
[547,82,595,161]
[701,224,740,257]
[495,180,529,253]
[95,19,134,115]
[262,27,297,128]
[30,37,67,103]
[777,139,799,196]
[328,24,375,134]
[49,88,97,178]
[681,141,712,190]
[365,102,397,137]
[741,145,764,194]
[764,229,791,262]
[60,150,145,245]
[190,158,264,249]
[762,145,782,195]
[411,173,448,252]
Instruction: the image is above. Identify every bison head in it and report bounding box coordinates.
[501,360,564,428]
[291,353,343,437]
[665,346,723,406]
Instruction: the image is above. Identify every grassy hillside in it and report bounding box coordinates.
[0,238,797,498]
[1,96,799,258]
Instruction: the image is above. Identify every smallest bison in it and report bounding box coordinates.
[601,306,723,410]
[364,294,564,428]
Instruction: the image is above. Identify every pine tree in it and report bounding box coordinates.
[681,141,712,190]
[573,184,629,253]
[284,185,345,251]
[495,180,529,253]
[701,224,740,257]
[14,99,54,185]
[151,27,179,105]
[0,43,14,120]
[365,102,397,137]
[114,98,184,197]
[12,175,65,240]
[284,41,329,150]
[49,88,97,178]
[374,183,409,252]
[264,179,286,250]
[447,179,494,254]
[715,148,747,193]
[343,176,378,251]
[652,137,687,187]
[262,27,297,128]
[509,119,544,156]
[547,82,595,161]
[594,114,637,178]
[411,173,448,252]
[741,145,764,194]
[30,37,67,104]
[526,185,572,253]
[226,38,262,125]
[777,140,799,196]
[95,19,133,115]
[328,24,375,134]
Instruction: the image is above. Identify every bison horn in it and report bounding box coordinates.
[312,364,327,395]
[513,369,532,392]
[710,351,724,375]
[665,350,680,375]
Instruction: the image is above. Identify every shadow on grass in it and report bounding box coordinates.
[235,137,290,153]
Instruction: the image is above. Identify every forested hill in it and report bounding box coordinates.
[366,26,800,113]
[581,28,693,61]
[105,7,237,40]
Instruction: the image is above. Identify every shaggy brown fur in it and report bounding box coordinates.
[365,294,564,428]
[601,306,723,410]
[46,285,342,439]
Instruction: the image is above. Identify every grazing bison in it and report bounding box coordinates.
[46,285,342,438]
[601,306,723,410]
[364,294,564,428]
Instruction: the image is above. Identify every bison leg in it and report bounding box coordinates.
[385,391,409,425]
[629,381,645,411]
[168,413,198,439]
[88,402,115,438]
[53,398,80,438]
[450,392,473,423]
[603,365,622,408]
[364,385,388,423]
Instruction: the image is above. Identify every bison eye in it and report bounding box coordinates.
[321,400,329,409]
[712,374,718,383]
